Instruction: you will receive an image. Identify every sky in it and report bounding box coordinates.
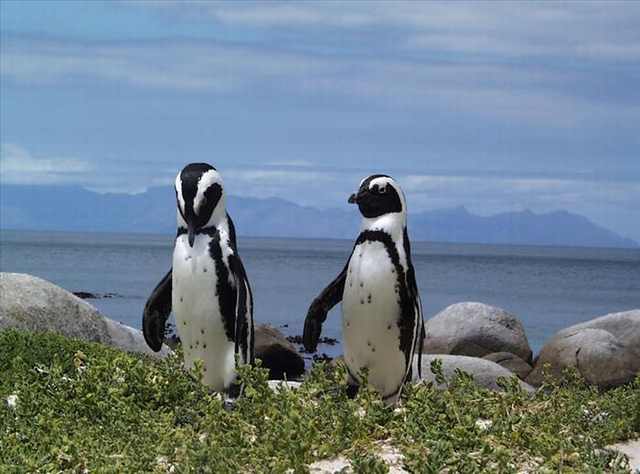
[1,1,639,240]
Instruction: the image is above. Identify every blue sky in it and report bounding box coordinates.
[1,1,639,240]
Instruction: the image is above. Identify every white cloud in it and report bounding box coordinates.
[400,174,640,217]
[0,143,92,185]
[266,160,314,168]
[134,1,640,62]
[2,143,638,238]
[4,35,637,129]
[222,168,348,206]
[0,37,339,92]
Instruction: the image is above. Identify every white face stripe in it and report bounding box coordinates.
[194,169,223,215]
[368,176,393,192]
[175,173,186,215]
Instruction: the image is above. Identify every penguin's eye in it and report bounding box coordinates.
[379,186,387,194]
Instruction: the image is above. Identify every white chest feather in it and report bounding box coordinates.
[342,239,407,399]
[172,233,235,391]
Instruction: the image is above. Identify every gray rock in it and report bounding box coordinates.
[267,380,302,392]
[606,440,640,473]
[526,310,640,387]
[0,272,169,357]
[483,352,533,380]
[423,302,532,363]
[412,354,535,393]
[309,440,408,474]
[255,324,305,380]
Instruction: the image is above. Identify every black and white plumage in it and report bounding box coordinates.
[143,163,254,393]
[303,175,424,404]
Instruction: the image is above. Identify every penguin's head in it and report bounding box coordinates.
[349,174,406,219]
[175,163,225,247]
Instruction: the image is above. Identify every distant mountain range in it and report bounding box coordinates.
[1,184,637,248]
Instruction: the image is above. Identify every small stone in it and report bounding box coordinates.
[203,343,207,349]
[201,329,205,335]
[475,419,493,431]
[6,394,18,409]
[203,268,207,273]
[387,324,392,330]
[360,299,364,305]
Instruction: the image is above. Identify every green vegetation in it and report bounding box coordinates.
[1,329,639,473]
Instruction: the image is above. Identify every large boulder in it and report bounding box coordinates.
[423,302,532,363]
[254,324,305,380]
[483,352,533,380]
[526,310,640,387]
[412,354,535,393]
[0,273,169,357]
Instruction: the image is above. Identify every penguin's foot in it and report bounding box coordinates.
[346,384,360,399]
[227,382,243,399]
[221,382,243,411]
[223,397,237,412]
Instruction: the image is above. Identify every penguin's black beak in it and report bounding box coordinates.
[348,193,358,204]
[187,223,196,247]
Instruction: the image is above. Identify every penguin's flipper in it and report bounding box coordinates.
[229,253,254,365]
[303,263,349,352]
[143,269,173,352]
[402,228,425,380]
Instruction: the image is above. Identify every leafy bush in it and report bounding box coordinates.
[1,329,638,472]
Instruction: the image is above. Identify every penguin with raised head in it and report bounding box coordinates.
[143,163,254,395]
[303,175,424,404]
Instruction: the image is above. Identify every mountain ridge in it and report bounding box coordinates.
[0,184,637,248]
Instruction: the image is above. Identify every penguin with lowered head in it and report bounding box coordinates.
[143,163,254,396]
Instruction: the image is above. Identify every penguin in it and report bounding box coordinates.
[143,163,254,395]
[303,175,424,404]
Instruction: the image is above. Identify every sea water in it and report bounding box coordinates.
[1,229,638,358]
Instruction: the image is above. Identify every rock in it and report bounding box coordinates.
[309,440,407,474]
[72,291,99,299]
[526,310,640,387]
[0,273,170,358]
[606,439,640,473]
[423,302,532,363]
[483,352,533,380]
[267,380,302,392]
[72,291,120,300]
[287,334,339,347]
[254,324,305,380]
[412,354,535,393]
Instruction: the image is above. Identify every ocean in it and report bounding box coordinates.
[1,229,639,358]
